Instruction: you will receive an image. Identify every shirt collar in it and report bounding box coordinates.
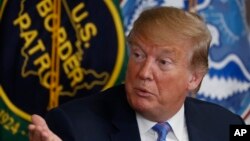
[136,104,186,141]
[136,113,156,135]
[168,104,186,141]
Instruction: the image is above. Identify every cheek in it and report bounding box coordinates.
[157,73,190,98]
[126,61,139,80]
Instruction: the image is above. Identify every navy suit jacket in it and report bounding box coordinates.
[45,84,244,141]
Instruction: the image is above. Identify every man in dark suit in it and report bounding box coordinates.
[29,6,245,141]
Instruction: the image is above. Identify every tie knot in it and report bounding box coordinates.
[152,122,171,141]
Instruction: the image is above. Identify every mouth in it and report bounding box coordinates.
[134,87,153,97]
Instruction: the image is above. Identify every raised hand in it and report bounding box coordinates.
[28,114,62,141]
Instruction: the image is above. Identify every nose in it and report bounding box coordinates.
[138,59,153,81]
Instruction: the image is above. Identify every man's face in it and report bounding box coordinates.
[125,35,198,121]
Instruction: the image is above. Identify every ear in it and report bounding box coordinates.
[187,71,204,91]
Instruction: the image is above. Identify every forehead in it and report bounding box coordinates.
[129,41,176,57]
[127,34,194,64]
[128,33,191,54]
[128,24,194,47]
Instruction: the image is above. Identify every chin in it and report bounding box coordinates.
[128,95,152,114]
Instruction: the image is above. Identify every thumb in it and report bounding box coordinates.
[31,114,49,129]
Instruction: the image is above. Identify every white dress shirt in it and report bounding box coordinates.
[136,104,189,141]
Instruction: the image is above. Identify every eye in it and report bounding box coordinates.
[159,60,168,65]
[131,49,145,62]
[158,58,172,70]
[133,52,140,58]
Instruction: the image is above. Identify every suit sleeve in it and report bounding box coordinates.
[45,108,76,141]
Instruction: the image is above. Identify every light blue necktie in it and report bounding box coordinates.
[152,122,171,141]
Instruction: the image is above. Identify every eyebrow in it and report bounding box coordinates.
[156,45,177,56]
[126,40,138,47]
[127,41,143,51]
[127,39,178,58]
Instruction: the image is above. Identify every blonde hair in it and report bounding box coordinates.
[128,6,211,93]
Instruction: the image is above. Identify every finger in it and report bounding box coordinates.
[31,114,49,129]
[52,134,62,141]
[29,124,44,141]
[30,114,62,141]
[29,123,50,141]
[28,124,35,141]
[40,131,62,141]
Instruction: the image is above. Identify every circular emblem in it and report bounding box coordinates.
[0,0,125,122]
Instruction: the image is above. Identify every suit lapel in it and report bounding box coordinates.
[110,116,141,141]
[185,97,207,141]
[109,89,141,141]
[184,97,216,141]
